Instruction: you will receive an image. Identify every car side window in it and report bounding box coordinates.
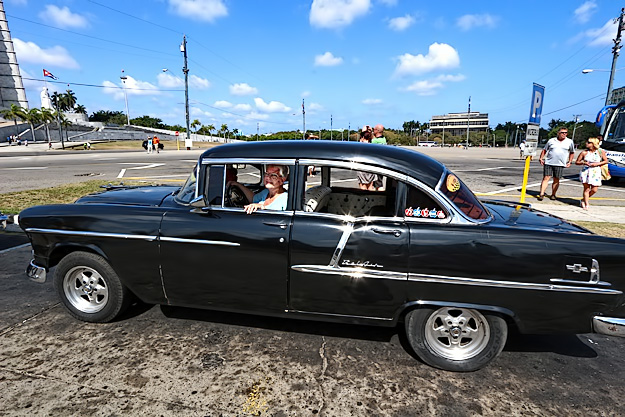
[223,163,293,211]
[404,184,448,220]
[301,164,396,217]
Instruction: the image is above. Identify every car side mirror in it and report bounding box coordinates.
[190,195,206,208]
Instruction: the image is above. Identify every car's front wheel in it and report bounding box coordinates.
[54,251,131,323]
[405,307,507,372]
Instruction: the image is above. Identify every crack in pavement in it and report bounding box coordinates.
[0,366,204,412]
[0,303,61,337]
[317,336,328,416]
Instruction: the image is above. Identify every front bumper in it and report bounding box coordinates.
[26,259,47,283]
[593,316,625,337]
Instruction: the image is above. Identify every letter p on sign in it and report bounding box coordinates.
[529,83,545,125]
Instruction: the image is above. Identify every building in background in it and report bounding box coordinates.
[0,0,28,110]
[609,86,625,105]
[429,112,489,137]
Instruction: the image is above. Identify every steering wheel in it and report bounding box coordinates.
[226,184,249,207]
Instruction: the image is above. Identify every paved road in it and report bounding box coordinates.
[2,144,625,207]
[1,244,624,415]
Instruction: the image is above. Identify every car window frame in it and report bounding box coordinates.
[200,157,296,214]
[433,168,492,224]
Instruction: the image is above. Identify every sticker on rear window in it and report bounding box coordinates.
[446,174,461,193]
[405,207,446,219]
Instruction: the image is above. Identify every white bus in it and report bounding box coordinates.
[417,141,438,147]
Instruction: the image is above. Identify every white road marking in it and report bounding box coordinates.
[454,166,510,172]
[5,166,47,170]
[117,163,165,169]
[0,243,30,255]
[117,169,126,179]
[124,174,188,179]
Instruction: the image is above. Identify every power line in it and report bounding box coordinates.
[86,0,183,35]
[22,77,184,92]
[191,100,295,126]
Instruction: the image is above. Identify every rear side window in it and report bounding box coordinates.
[440,173,489,220]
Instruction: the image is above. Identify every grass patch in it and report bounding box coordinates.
[576,221,625,239]
[0,180,152,214]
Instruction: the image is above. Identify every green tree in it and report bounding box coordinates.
[61,89,77,111]
[130,115,165,129]
[0,103,26,138]
[89,110,125,123]
[40,107,55,145]
[74,104,87,114]
[191,119,201,133]
[220,123,228,138]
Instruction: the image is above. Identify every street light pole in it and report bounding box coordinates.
[330,115,333,140]
[120,70,130,126]
[606,8,625,105]
[465,96,471,149]
[302,98,306,140]
[181,35,191,148]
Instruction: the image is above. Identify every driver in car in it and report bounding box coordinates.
[227,165,289,214]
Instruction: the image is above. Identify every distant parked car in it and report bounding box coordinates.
[19,140,625,371]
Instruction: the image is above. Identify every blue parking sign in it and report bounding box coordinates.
[529,83,545,125]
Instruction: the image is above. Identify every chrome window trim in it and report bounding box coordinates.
[202,157,297,165]
[298,158,409,182]
[211,207,295,216]
[549,278,612,287]
[25,228,157,241]
[408,272,622,295]
[292,264,406,281]
[159,236,240,247]
[434,167,493,225]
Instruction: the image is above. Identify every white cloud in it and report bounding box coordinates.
[314,51,344,67]
[301,91,311,98]
[309,102,324,111]
[103,76,159,100]
[157,72,183,88]
[190,75,211,89]
[456,14,498,31]
[38,5,88,29]
[233,103,252,111]
[574,1,597,24]
[362,98,382,105]
[388,14,415,31]
[394,43,460,77]
[214,100,232,108]
[20,68,45,91]
[191,107,213,117]
[310,0,370,29]
[402,73,465,96]
[254,98,291,113]
[230,82,258,96]
[13,38,79,69]
[583,19,618,46]
[247,111,270,120]
[168,0,228,23]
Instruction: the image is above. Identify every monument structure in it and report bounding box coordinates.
[0,0,28,109]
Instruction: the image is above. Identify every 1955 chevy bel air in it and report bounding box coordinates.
[20,140,625,371]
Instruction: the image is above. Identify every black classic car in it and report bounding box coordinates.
[20,141,625,371]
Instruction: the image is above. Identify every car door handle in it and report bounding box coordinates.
[263,221,288,229]
[372,228,402,237]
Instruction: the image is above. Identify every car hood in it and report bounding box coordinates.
[75,185,179,207]
[483,201,591,234]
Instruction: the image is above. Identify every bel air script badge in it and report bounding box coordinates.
[342,259,384,268]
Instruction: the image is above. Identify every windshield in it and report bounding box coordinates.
[440,173,489,221]
[605,107,625,143]
[174,165,197,204]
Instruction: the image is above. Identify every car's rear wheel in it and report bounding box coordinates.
[405,307,507,372]
[54,251,131,323]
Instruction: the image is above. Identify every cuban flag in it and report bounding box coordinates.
[43,69,58,80]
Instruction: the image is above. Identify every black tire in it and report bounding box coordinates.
[405,307,507,372]
[53,251,131,323]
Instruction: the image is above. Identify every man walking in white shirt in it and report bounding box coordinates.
[537,127,575,201]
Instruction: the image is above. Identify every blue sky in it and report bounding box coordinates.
[6,0,624,134]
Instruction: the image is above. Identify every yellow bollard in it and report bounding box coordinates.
[519,155,532,203]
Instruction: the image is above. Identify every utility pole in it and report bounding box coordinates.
[442,124,445,147]
[330,115,333,140]
[465,96,471,149]
[256,122,259,141]
[606,8,625,105]
[348,122,350,141]
[572,114,581,142]
[302,98,306,140]
[181,35,190,149]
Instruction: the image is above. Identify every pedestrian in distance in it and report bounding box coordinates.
[153,136,160,153]
[147,136,153,154]
[372,124,387,145]
[575,137,608,210]
[537,127,575,201]
[357,126,383,190]
[519,141,526,159]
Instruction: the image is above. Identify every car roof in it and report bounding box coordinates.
[200,140,445,188]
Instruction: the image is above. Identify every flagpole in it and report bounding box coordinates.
[302,98,305,140]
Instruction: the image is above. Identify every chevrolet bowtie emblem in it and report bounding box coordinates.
[566,263,588,274]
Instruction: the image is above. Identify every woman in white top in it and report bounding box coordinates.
[575,137,608,210]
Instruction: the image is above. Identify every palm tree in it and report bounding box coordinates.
[50,92,61,110]
[191,119,201,133]
[0,103,26,138]
[62,89,77,111]
[74,104,87,114]
[59,113,72,145]
[206,124,215,138]
[23,108,41,142]
[220,123,228,139]
[40,107,55,145]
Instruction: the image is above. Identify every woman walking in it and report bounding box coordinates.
[575,137,608,210]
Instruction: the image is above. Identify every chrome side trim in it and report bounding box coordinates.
[25,228,157,241]
[298,158,409,182]
[159,236,240,247]
[593,316,625,337]
[409,273,622,295]
[590,258,600,282]
[549,278,611,287]
[287,309,393,321]
[26,259,46,283]
[211,207,295,216]
[330,222,354,267]
[292,264,406,281]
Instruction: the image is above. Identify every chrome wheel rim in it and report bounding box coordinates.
[63,266,109,313]
[424,307,490,361]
